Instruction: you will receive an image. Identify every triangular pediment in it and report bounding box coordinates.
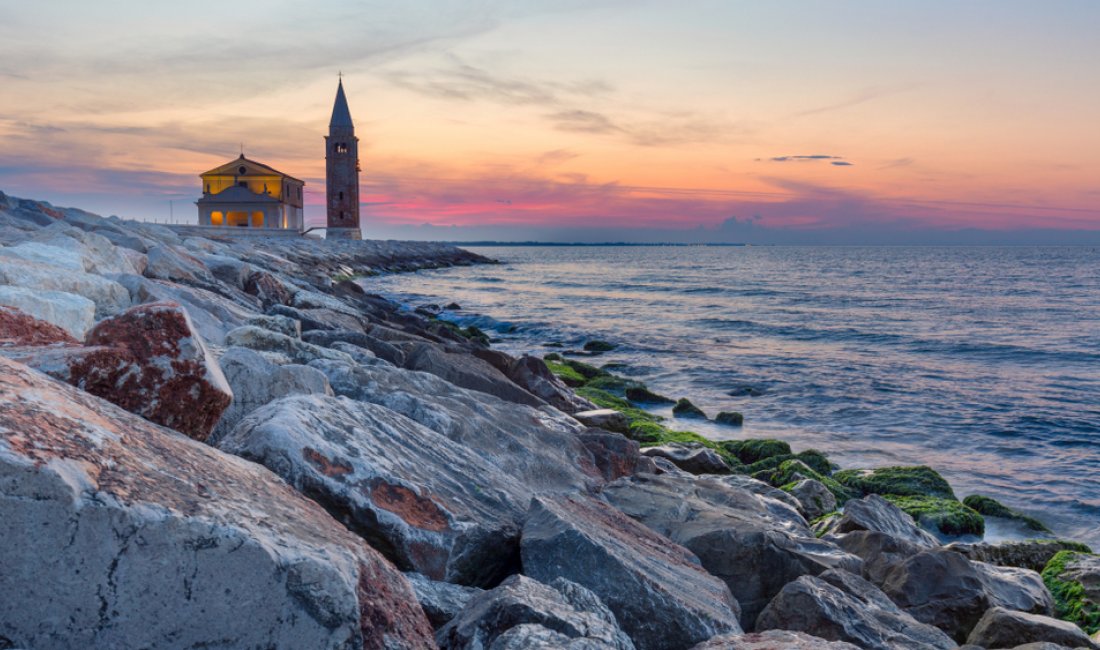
[200,155,303,183]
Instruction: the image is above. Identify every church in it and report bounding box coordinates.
[194,79,362,238]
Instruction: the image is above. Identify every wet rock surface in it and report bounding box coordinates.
[965,607,1098,649]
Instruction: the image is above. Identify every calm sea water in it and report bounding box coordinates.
[363,246,1100,546]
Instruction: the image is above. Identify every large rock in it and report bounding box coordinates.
[0,305,79,347]
[0,257,130,318]
[0,286,96,340]
[881,548,1054,642]
[209,346,332,443]
[640,442,731,475]
[437,574,635,650]
[402,341,546,407]
[829,530,928,585]
[602,472,862,627]
[690,630,861,649]
[144,244,216,286]
[966,607,1097,649]
[1040,551,1100,639]
[521,494,742,650]
[0,356,434,650]
[303,329,407,365]
[404,572,483,629]
[219,394,531,586]
[8,301,233,441]
[755,569,956,650]
[114,274,257,345]
[578,429,649,482]
[504,354,596,413]
[816,494,940,548]
[310,358,601,494]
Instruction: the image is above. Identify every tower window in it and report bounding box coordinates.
[339,191,344,201]
[335,143,348,154]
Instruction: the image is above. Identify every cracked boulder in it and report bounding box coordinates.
[602,472,862,627]
[690,630,861,649]
[219,394,532,587]
[521,494,742,650]
[4,301,232,441]
[437,574,635,650]
[0,356,434,650]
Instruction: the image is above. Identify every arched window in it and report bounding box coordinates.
[339,191,344,201]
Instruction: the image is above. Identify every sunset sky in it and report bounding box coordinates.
[1,1,1098,242]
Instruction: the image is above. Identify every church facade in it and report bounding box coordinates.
[195,155,305,230]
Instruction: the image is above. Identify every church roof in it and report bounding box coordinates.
[196,184,282,204]
[199,154,304,184]
[330,79,354,128]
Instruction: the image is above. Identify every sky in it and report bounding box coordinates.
[0,0,1098,243]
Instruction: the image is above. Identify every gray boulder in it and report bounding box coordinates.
[521,494,742,650]
[787,478,837,520]
[113,274,256,344]
[310,359,601,494]
[829,530,928,585]
[504,354,596,414]
[0,257,130,318]
[403,341,546,407]
[0,357,434,650]
[690,630,861,649]
[640,442,731,475]
[219,394,530,586]
[573,409,631,433]
[755,569,956,650]
[437,574,635,650]
[304,329,407,365]
[577,429,648,483]
[209,347,332,443]
[949,540,1094,573]
[225,325,355,365]
[881,548,1054,642]
[816,494,941,548]
[404,572,483,629]
[602,472,861,627]
[0,285,95,340]
[966,607,1097,649]
[245,313,302,338]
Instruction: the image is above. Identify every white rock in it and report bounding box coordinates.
[0,285,95,340]
[0,258,130,318]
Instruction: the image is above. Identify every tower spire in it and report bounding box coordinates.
[325,76,361,240]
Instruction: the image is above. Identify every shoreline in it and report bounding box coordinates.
[2,191,1098,647]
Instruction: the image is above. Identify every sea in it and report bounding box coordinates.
[361,245,1100,546]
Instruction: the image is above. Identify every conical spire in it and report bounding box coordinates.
[330,78,354,129]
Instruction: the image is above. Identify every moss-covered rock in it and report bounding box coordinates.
[583,340,616,353]
[543,352,563,362]
[672,398,706,419]
[834,466,956,500]
[585,375,643,396]
[742,449,833,477]
[721,439,792,465]
[714,411,743,426]
[963,494,1051,533]
[1042,550,1100,636]
[624,386,674,404]
[884,495,984,538]
[545,361,586,387]
[563,358,606,381]
[755,459,856,504]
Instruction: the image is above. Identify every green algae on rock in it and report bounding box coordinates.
[963,494,1051,533]
[582,340,616,353]
[1042,550,1100,636]
[714,411,744,426]
[834,466,956,500]
[625,385,675,404]
[884,495,985,538]
[721,439,792,466]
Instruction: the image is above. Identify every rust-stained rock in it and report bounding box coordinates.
[10,301,233,441]
[0,356,435,650]
[219,393,532,587]
[0,305,78,347]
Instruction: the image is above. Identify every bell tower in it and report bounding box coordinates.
[325,77,361,239]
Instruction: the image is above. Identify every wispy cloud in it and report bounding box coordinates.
[767,154,854,166]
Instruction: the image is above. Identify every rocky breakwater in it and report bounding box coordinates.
[2,190,1100,650]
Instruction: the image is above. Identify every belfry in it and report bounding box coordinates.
[325,77,362,239]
